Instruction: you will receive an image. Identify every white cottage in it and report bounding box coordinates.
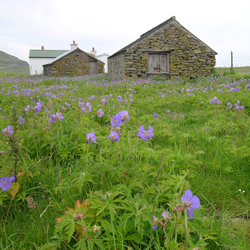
[29,46,68,75]
[96,53,109,73]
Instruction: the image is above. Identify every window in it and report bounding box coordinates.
[147,53,169,74]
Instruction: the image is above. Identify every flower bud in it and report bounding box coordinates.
[176,204,184,213]
[93,225,101,233]
[74,213,83,220]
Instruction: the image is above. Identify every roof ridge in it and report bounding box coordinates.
[43,47,105,66]
[108,16,176,58]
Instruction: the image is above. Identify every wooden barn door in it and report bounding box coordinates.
[89,61,97,74]
[147,53,169,73]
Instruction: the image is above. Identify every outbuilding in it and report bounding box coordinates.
[43,47,104,77]
[108,16,217,80]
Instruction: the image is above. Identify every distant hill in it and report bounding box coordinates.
[0,51,29,73]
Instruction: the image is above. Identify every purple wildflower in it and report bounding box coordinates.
[167,110,171,114]
[236,105,244,111]
[18,116,25,124]
[108,131,119,142]
[97,109,104,118]
[55,112,64,121]
[65,102,71,108]
[118,111,129,122]
[181,190,200,219]
[24,105,31,112]
[49,114,56,123]
[110,114,123,127]
[2,125,14,136]
[150,214,159,230]
[86,102,92,112]
[86,132,96,144]
[33,102,42,113]
[161,210,171,221]
[227,102,233,109]
[101,98,107,105]
[153,113,157,118]
[138,126,154,141]
[48,113,63,123]
[0,151,5,156]
[0,175,15,191]
[81,107,88,113]
[78,101,85,108]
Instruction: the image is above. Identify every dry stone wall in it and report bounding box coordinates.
[108,52,125,80]
[108,20,216,80]
[43,49,104,77]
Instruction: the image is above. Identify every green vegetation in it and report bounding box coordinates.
[215,66,250,74]
[0,73,250,249]
[0,50,29,74]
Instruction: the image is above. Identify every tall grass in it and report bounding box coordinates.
[0,73,250,249]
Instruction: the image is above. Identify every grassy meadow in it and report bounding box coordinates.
[215,66,250,75]
[0,72,250,249]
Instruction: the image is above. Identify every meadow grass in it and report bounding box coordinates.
[215,66,250,75]
[0,73,250,249]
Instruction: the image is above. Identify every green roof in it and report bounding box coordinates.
[29,50,68,58]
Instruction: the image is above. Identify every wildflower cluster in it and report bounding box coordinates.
[0,175,16,191]
[209,96,222,105]
[2,125,14,136]
[49,112,64,123]
[234,100,244,111]
[151,190,200,231]
[227,100,245,111]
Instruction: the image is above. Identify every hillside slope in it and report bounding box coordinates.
[0,51,29,73]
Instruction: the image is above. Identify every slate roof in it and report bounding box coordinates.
[29,50,68,58]
[108,16,217,58]
[43,47,105,66]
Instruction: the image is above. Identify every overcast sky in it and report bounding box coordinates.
[1,0,250,67]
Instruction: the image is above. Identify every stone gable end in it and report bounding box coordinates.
[43,48,104,77]
[108,19,216,80]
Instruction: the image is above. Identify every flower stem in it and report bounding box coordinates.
[163,226,169,242]
[184,211,189,250]
[153,150,164,212]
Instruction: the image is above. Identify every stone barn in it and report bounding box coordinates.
[108,16,217,80]
[43,47,104,77]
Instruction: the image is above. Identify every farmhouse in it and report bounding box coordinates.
[29,47,68,75]
[43,47,105,77]
[108,16,217,80]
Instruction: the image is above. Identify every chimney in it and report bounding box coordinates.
[70,40,78,50]
[41,46,44,50]
[90,47,96,57]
